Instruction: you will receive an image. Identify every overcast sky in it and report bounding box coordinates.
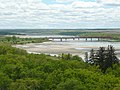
[0,0,120,29]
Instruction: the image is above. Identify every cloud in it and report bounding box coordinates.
[0,0,120,29]
[98,0,120,5]
[71,1,102,8]
[55,0,74,3]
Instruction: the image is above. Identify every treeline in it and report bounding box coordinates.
[0,36,49,44]
[0,31,18,35]
[79,32,120,41]
[0,44,120,90]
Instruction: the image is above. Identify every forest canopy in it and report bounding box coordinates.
[0,44,120,90]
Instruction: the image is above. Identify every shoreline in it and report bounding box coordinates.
[13,39,120,61]
[13,41,86,60]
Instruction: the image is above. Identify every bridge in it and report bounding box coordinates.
[46,36,113,42]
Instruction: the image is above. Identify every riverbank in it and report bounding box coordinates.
[13,40,120,61]
[13,42,85,55]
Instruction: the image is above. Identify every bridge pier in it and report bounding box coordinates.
[73,38,75,40]
[65,38,67,41]
[86,38,87,41]
[60,38,62,42]
[98,38,100,41]
[91,38,92,42]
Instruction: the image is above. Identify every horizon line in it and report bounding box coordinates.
[0,28,120,30]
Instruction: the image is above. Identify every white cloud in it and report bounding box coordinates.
[0,0,120,29]
[98,0,120,5]
[71,1,102,8]
[55,0,74,3]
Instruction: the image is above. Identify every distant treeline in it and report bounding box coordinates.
[0,31,25,35]
[58,32,87,36]
[0,28,120,35]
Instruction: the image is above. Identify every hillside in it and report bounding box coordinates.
[0,44,120,90]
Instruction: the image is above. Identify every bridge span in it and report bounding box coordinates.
[46,36,113,42]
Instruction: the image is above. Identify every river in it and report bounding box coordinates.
[13,35,120,61]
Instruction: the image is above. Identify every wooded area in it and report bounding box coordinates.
[0,44,120,90]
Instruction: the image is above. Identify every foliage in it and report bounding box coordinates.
[60,53,82,61]
[0,44,120,90]
[0,36,49,44]
[87,45,119,73]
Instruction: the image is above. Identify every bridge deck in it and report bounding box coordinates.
[47,36,112,39]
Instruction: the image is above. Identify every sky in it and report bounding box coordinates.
[0,0,120,29]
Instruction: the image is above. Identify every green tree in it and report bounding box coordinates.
[0,72,12,90]
[88,45,119,73]
[57,79,86,90]
[5,37,11,42]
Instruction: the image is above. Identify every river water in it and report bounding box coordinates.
[13,35,120,60]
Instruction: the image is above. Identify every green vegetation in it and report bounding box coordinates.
[0,31,24,35]
[0,29,120,89]
[78,32,120,41]
[0,44,120,90]
[59,31,120,41]
[86,45,119,73]
[0,36,49,44]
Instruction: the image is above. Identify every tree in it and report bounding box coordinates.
[0,72,12,90]
[57,79,86,90]
[86,49,95,64]
[61,53,72,60]
[88,45,119,73]
[72,55,81,61]
[85,52,88,62]
[5,37,11,42]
